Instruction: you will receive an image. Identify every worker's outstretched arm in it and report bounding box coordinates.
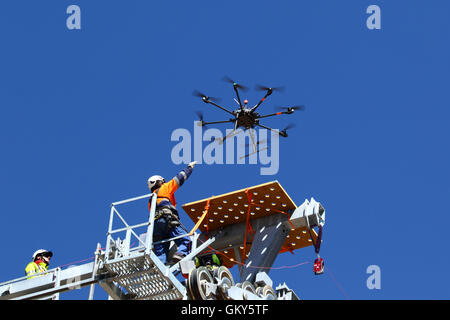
[156,162,198,207]
[173,161,197,188]
[158,161,195,201]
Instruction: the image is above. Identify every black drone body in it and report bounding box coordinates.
[193,77,304,145]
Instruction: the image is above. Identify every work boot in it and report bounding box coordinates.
[170,252,186,264]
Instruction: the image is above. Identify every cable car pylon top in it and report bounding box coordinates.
[182,180,325,283]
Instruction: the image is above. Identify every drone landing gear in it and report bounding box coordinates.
[215,128,242,145]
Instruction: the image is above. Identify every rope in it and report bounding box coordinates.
[57,256,95,269]
[188,198,211,236]
[215,249,308,271]
[195,236,308,272]
[214,243,350,300]
[324,265,351,300]
[271,208,296,230]
[308,225,322,255]
[55,245,108,270]
[234,258,310,271]
[243,189,255,258]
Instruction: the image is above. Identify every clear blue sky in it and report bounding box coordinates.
[1,0,449,300]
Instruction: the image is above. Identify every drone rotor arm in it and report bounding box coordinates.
[233,86,244,110]
[206,100,235,116]
[200,119,236,126]
[250,91,271,113]
[256,111,287,119]
[222,76,248,110]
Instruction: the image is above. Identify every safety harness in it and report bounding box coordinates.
[149,188,182,230]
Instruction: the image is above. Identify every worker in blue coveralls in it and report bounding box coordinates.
[147,161,197,265]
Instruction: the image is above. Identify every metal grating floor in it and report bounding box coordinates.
[105,255,183,300]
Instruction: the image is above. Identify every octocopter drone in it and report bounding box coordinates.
[193,77,304,151]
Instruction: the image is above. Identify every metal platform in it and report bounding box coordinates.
[104,253,183,300]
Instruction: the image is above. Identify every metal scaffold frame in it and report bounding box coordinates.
[101,193,215,300]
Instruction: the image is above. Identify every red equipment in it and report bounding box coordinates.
[313,257,324,275]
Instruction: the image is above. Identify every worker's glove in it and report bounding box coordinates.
[188,161,197,169]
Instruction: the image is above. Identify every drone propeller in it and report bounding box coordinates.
[275,105,305,111]
[195,111,205,127]
[195,111,204,121]
[222,76,249,91]
[282,123,296,131]
[275,105,305,114]
[192,90,220,103]
[278,123,296,137]
[255,84,285,93]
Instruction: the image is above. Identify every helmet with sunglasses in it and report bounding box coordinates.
[32,249,53,261]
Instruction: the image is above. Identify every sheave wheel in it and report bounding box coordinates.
[262,285,277,300]
[213,266,234,299]
[241,281,256,300]
[188,267,215,300]
[256,286,264,298]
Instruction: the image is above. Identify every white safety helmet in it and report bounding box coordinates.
[32,249,53,261]
[147,175,165,190]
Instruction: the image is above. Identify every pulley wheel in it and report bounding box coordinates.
[188,267,215,300]
[256,286,264,298]
[262,285,277,300]
[241,281,256,300]
[213,266,234,299]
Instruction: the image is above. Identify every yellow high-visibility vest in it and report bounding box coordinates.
[25,261,48,279]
